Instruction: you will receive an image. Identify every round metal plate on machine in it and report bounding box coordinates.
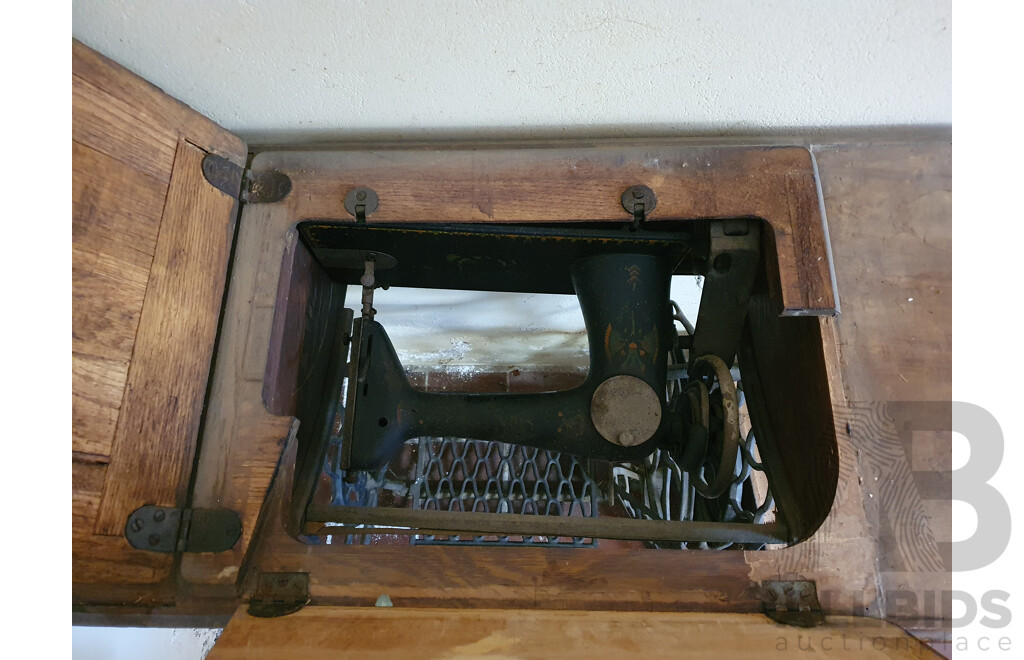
[590,375,662,447]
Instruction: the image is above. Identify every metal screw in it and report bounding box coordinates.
[632,188,645,199]
[130,518,144,532]
[153,509,166,523]
[356,190,367,202]
[148,534,161,546]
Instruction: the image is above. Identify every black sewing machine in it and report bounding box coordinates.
[287,187,833,547]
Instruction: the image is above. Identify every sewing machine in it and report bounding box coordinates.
[280,170,839,549]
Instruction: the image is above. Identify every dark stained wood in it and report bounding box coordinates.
[72,38,246,600]
[208,606,939,660]
[739,289,838,542]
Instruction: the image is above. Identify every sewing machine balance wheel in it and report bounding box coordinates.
[682,354,741,499]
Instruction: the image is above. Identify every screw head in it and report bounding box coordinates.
[632,188,645,199]
[355,190,367,201]
[130,518,145,533]
[148,534,161,547]
[153,509,166,523]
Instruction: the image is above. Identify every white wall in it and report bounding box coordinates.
[72,0,951,145]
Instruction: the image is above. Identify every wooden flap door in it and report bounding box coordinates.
[206,606,941,659]
[72,38,245,605]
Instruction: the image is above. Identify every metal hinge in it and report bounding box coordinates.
[761,580,825,628]
[202,153,292,204]
[248,572,310,618]
[124,505,241,554]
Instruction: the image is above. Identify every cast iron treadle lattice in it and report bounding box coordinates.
[408,438,598,547]
[612,381,776,550]
[320,436,600,547]
[318,380,776,549]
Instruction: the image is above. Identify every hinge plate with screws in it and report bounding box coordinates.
[124,505,241,554]
[248,572,311,618]
[201,153,292,204]
[761,580,825,628]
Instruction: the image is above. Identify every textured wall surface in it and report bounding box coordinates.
[72,0,951,145]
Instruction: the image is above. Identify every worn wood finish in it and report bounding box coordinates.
[72,140,165,457]
[268,146,835,316]
[173,141,949,638]
[179,204,297,587]
[72,40,246,167]
[182,145,857,612]
[72,38,245,599]
[816,143,952,634]
[208,606,938,659]
[93,139,240,533]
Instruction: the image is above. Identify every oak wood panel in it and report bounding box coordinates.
[72,38,247,602]
[265,145,834,315]
[816,142,952,633]
[179,204,296,586]
[208,606,938,659]
[72,461,175,602]
[72,73,178,182]
[177,139,947,633]
[72,141,166,456]
[93,139,239,534]
[182,145,844,605]
[72,39,246,167]
[72,353,128,458]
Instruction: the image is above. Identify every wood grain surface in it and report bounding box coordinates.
[72,38,245,601]
[208,606,939,659]
[816,142,952,633]
[267,145,835,316]
[195,141,948,628]
[180,142,837,591]
[71,40,950,639]
[93,139,239,534]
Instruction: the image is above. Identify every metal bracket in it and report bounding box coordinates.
[124,505,241,554]
[761,580,825,628]
[621,185,657,229]
[344,187,379,222]
[201,153,292,204]
[248,572,310,618]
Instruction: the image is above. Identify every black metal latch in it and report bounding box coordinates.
[248,572,310,618]
[202,153,292,204]
[621,184,657,230]
[761,580,825,628]
[124,505,241,554]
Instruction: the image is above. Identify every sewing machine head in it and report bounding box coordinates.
[282,185,838,548]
